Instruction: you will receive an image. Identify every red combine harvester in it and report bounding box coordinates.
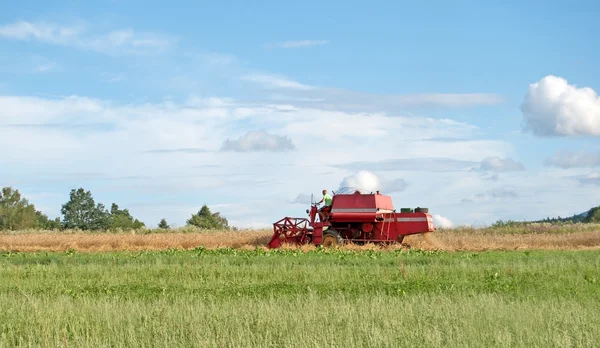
[268,189,436,248]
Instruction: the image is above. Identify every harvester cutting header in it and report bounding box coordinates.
[268,188,436,248]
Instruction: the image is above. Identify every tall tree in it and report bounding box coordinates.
[158,218,169,229]
[0,187,37,230]
[61,188,110,230]
[109,203,145,230]
[186,205,229,230]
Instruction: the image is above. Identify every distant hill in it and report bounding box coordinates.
[531,205,600,224]
[491,205,600,227]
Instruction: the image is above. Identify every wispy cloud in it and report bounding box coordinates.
[0,20,173,55]
[101,72,126,83]
[143,148,210,154]
[241,73,314,90]
[576,172,600,186]
[34,62,57,73]
[275,40,329,48]
[220,131,296,152]
[0,20,80,44]
[289,193,311,204]
[0,122,114,132]
[380,178,409,193]
[241,72,504,110]
[478,156,525,172]
[461,188,519,203]
[544,150,600,168]
[334,157,479,172]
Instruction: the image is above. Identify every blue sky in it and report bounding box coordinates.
[1,0,599,228]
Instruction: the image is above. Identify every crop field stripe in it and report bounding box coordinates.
[2,229,600,252]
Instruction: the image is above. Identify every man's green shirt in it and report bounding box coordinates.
[323,193,332,206]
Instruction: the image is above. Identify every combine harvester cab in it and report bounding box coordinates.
[268,190,435,248]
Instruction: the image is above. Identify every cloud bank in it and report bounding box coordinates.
[545,151,600,168]
[479,156,524,172]
[220,131,296,152]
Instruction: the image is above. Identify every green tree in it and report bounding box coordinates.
[186,205,229,230]
[0,187,38,230]
[61,188,110,230]
[158,218,169,229]
[36,211,62,230]
[108,203,145,230]
[585,206,600,223]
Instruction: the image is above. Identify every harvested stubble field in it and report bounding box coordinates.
[2,224,600,347]
[2,223,600,252]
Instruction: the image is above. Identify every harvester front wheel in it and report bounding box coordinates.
[321,229,343,247]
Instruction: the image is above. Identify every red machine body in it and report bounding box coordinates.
[268,192,435,248]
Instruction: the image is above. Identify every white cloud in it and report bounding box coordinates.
[287,89,504,109]
[338,171,408,194]
[521,75,600,136]
[461,188,519,204]
[277,40,329,48]
[101,73,125,83]
[34,62,57,73]
[334,157,479,172]
[544,150,600,168]
[0,20,172,55]
[339,171,381,193]
[433,214,454,228]
[479,156,524,172]
[242,73,503,110]
[0,20,80,44]
[220,130,296,152]
[84,28,172,54]
[241,73,314,90]
[199,52,238,66]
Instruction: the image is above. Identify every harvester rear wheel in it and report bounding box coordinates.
[321,229,343,247]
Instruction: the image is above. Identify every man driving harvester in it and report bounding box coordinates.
[316,189,333,222]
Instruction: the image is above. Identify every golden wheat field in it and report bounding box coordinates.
[2,223,600,252]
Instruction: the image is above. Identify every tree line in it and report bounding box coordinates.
[0,186,231,231]
[491,207,600,227]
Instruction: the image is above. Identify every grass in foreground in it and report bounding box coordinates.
[1,248,600,347]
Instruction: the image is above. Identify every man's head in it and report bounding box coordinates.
[322,189,327,195]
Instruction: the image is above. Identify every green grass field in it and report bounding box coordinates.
[2,247,600,347]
